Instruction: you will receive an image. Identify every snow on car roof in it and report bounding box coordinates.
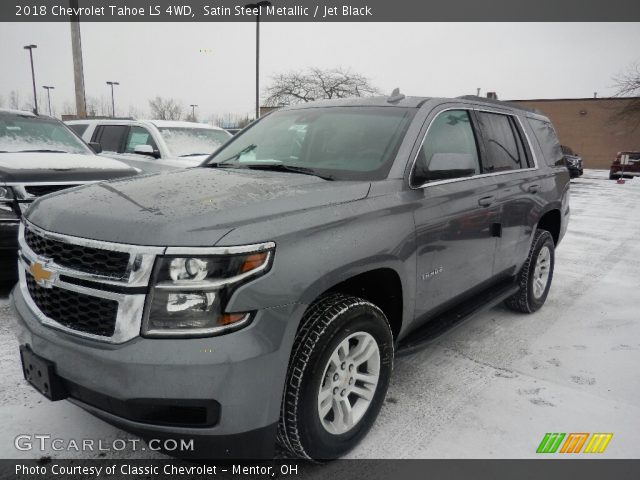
[0,108,38,117]
[145,120,225,130]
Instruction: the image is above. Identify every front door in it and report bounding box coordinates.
[411,108,500,319]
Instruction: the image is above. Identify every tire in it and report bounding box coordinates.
[277,293,394,460]
[505,229,555,313]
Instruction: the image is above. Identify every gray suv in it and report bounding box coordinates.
[12,94,570,460]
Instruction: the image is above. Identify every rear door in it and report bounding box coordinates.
[411,107,501,320]
[473,110,543,277]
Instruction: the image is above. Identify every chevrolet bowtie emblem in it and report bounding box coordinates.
[29,262,54,287]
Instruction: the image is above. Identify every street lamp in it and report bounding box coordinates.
[245,1,271,119]
[106,81,119,117]
[23,44,38,114]
[42,86,55,116]
[190,104,198,121]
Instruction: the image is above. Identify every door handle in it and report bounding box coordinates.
[527,184,540,194]
[478,195,495,207]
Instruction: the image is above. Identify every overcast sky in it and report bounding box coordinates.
[1,22,639,121]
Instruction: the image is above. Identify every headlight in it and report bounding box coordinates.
[142,246,274,337]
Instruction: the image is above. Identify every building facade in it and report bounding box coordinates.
[509,97,640,169]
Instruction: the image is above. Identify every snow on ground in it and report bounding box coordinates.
[0,170,639,459]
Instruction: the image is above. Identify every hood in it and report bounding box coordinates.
[26,167,370,246]
[0,152,137,183]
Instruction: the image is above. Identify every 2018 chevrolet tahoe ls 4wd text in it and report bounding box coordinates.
[12,94,570,460]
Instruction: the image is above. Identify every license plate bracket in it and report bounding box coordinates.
[19,346,67,401]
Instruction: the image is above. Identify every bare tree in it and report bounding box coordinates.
[148,96,183,120]
[612,62,640,129]
[0,95,4,108]
[263,67,380,107]
[9,91,21,110]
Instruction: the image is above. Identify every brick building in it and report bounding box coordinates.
[509,97,640,169]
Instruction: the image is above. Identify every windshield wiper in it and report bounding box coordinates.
[241,163,334,181]
[179,153,210,157]
[209,144,257,166]
[17,149,68,153]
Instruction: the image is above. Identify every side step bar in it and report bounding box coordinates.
[396,280,520,356]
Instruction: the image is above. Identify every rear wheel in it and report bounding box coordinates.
[278,294,393,460]
[505,229,555,313]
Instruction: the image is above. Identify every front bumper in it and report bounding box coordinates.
[12,285,304,458]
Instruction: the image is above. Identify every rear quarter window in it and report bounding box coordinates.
[528,118,564,167]
[68,123,89,136]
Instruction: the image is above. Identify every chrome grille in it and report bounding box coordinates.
[26,274,118,337]
[25,227,130,279]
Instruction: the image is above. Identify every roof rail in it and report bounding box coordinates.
[457,95,540,114]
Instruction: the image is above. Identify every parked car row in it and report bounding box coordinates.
[0,109,139,282]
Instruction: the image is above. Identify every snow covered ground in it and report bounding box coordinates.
[1,169,639,459]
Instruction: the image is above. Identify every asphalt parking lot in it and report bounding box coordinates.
[1,169,639,459]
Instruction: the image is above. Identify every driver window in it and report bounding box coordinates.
[412,110,480,186]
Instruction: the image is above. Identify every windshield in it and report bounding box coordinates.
[205,106,416,181]
[158,127,231,157]
[0,113,92,154]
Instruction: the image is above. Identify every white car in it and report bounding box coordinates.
[66,119,232,173]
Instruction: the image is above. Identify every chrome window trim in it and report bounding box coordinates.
[17,258,146,344]
[408,106,540,190]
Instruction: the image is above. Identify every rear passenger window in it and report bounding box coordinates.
[476,112,528,172]
[528,118,564,167]
[96,125,127,152]
[412,110,480,185]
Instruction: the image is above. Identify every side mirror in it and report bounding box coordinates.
[416,153,477,183]
[134,144,160,158]
[88,142,102,154]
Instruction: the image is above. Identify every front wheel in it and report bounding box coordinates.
[277,294,393,460]
[505,229,555,313]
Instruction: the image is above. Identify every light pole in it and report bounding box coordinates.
[190,104,198,121]
[42,86,55,116]
[23,44,38,114]
[106,81,119,117]
[245,1,271,119]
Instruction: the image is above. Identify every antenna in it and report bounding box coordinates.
[387,88,405,103]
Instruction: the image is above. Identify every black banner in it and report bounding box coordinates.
[2,459,640,480]
[2,0,640,22]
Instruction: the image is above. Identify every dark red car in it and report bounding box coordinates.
[610,151,640,180]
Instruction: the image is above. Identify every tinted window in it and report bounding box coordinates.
[125,126,158,153]
[206,107,416,181]
[68,123,89,136]
[96,125,127,152]
[528,118,564,167]
[412,110,480,185]
[477,112,527,172]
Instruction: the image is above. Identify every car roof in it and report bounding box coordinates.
[0,108,50,118]
[277,95,549,120]
[65,118,226,131]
